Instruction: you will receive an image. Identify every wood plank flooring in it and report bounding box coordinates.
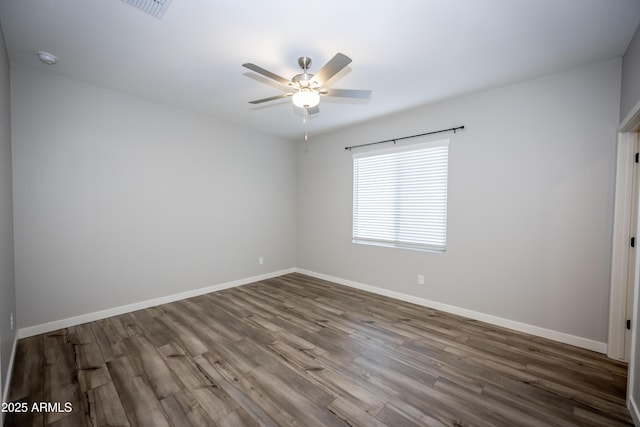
[4,273,632,426]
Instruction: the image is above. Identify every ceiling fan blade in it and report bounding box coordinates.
[320,88,371,99]
[242,63,293,87]
[311,53,352,86]
[307,105,320,115]
[248,93,293,104]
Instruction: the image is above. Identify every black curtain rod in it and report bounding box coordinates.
[344,125,465,151]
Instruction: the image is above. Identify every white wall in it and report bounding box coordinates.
[621,23,640,423]
[621,23,640,122]
[0,22,16,404]
[297,60,621,345]
[11,64,296,329]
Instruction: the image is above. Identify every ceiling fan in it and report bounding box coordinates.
[242,53,371,139]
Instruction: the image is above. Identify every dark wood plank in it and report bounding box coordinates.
[85,381,130,427]
[108,356,172,427]
[4,273,633,426]
[376,403,441,427]
[327,396,388,427]
[160,391,216,427]
[7,335,43,402]
[194,352,298,427]
[43,337,85,426]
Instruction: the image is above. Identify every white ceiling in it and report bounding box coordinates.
[1,0,639,141]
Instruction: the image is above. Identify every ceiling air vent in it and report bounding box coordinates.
[121,0,173,19]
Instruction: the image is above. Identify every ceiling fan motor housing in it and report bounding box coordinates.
[292,73,315,87]
[293,57,315,88]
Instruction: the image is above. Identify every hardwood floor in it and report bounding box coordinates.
[4,273,632,426]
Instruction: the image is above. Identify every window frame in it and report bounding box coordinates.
[351,138,450,253]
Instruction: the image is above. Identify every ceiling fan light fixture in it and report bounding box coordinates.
[292,88,320,109]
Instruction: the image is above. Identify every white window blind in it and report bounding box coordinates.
[352,139,449,252]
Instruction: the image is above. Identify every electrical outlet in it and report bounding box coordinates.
[10,312,14,330]
[259,257,264,265]
[417,275,425,285]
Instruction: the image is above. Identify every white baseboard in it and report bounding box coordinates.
[2,332,19,421]
[18,268,296,339]
[15,266,607,354]
[296,269,607,354]
[629,396,640,426]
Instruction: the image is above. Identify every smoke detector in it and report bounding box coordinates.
[121,0,173,18]
[37,51,57,65]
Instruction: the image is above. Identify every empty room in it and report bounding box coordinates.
[2,0,640,426]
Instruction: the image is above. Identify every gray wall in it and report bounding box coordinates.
[4,39,627,352]
[297,59,621,345]
[621,23,640,122]
[11,64,297,329]
[0,22,16,402]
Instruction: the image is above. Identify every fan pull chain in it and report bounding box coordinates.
[304,107,308,141]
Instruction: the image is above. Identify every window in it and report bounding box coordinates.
[352,139,449,252]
